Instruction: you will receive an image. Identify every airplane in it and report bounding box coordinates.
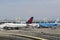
[38,23,58,28]
[0,17,39,30]
[37,19,59,28]
[0,17,37,30]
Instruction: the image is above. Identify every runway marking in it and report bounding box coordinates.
[0,32,47,40]
[12,34,47,40]
[16,30,60,38]
[0,31,60,40]
[17,30,60,38]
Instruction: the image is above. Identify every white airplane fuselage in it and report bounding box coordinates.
[0,23,39,30]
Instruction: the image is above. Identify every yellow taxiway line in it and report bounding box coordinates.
[12,34,47,40]
[0,32,47,40]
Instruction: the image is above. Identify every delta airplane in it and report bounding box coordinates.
[0,17,39,30]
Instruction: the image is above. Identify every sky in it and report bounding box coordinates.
[0,0,60,20]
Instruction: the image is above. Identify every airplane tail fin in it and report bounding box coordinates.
[26,17,33,24]
[55,18,59,23]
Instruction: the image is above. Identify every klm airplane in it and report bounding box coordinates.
[38,19,59,28]
[39,23,58,28]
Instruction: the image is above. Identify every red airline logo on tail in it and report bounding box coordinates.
[26,17,33,24]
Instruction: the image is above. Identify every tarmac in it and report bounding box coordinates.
[0,27,60,40]
[0,31,33,40]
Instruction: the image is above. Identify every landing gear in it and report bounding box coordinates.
[3,26,13,30]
